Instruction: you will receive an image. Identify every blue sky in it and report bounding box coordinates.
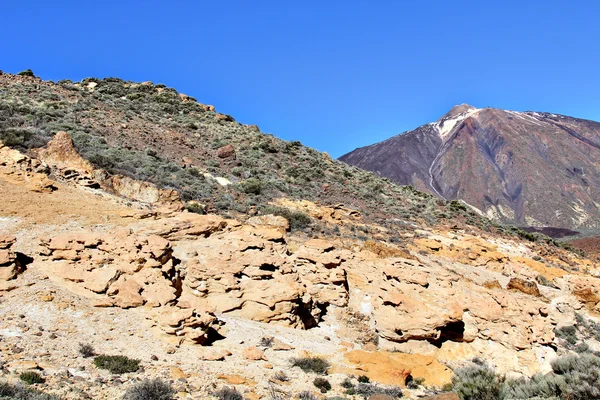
[3,1,599,157]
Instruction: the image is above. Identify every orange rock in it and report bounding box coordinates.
[339,350,452,387]
[507,277,541,297]
[217,374,256,386]
[243,346,267,361]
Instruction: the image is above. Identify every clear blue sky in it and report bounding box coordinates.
[3,1,599,157]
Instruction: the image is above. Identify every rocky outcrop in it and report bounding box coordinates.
[175,228,347,328]
[39,227,223,344]
[0,235,22,281]
[0,141,55,193]
[104,174,180,204]
[40,230,177,307]
[216,144,236,159]
[38,132,181,204]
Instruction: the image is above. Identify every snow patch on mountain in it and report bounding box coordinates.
[435,107,480,140]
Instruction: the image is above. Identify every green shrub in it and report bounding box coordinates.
[357,375,370,383]
[184,202,205,214]
[94,355,140,374]
[504,353,600,399]
[0,381,58,399]
[341,377,354,389]
[555,325,578,345]
[313,377,331,392]
[241,178,263,195]
[291,357,330,374]
[354,383,403,398]
[261,206,312,230]
[19,372,45,385]
[122,378,175,400]
[451,363,504,400]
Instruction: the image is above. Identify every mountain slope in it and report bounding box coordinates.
[340,104,600,230]
[0,72,500,237]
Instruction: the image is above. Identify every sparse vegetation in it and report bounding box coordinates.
[0,74,518,244]
[297,391,317,400]
[19,372,45,385]
[93,355,140,374]
[353,383,403,398]
[451,353,600,399]
[122,379,175,400]
[213,386,244,400]
[0,381,58,400]
[78,343,95,358]
[261,206,312,231]
[451,362,504,400]
[341,377,354,389]
[357,375,370,383]
[259,336,275,348]
[405,376,425,389]
[555,325,578,345]
[291,356,330,374]
[313,377,331,392]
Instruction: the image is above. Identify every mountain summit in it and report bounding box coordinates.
[340,106,600,230]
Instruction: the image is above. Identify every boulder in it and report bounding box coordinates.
[243,346,267,361]
[215,113,234,122]
[507,277,541,297]
[247,214,289,233]
[216,144,236,159]
[0,235,16,250]
[0,235,22,281]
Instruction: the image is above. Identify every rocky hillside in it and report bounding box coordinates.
[2,70,600,400]
[340,104,600,232]
[0,71,485,236]
[1,132,600,400]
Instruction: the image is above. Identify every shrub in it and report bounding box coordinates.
[354,383,403,398]
[0,381,58,399]
[242,178,263,195]
[79,343,95,358]
[122,378,175,400]
[555,325,578,345]
[261,206,312,230]
[504,353,600,399]
[297,391,317,400]
[406,376,425,389]
[341,377,354,389]
[184,202,205,214]
[259,336,274,348]
[291,357,330,374]
[94,355,140,374]
[19,371,45,385]
[357,375,370,383]
[213,386,244,400]
[17,69,35,77]
[313,377,331,392]
[451,363,504,400]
